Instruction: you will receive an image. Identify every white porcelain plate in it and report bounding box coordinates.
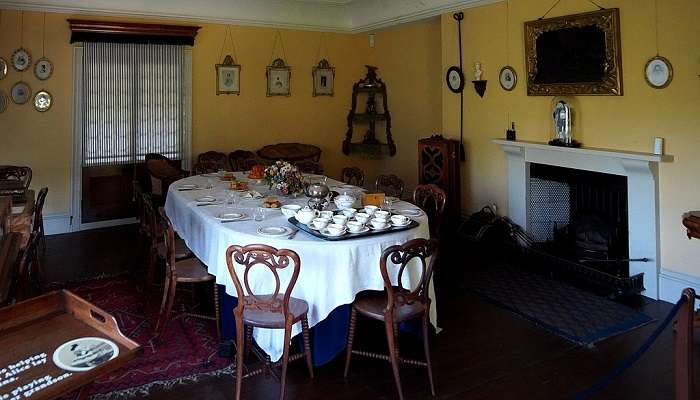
[258,226,293,237]
[195,196,217,203]
[178,184,199,190]
[216,212,246,221]
[320,228,347,237]
[52,337,119,372]
[398,209,423,217]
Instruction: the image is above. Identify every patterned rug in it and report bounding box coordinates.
[468,265,654,346]
[65,277,232,399]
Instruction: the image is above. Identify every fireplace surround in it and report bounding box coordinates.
[494,139,672,299]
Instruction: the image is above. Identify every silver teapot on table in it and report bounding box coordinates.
[304,175,330,211]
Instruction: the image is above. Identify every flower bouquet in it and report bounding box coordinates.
[264,160,304,196]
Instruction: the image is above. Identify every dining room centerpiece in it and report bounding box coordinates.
[264,160,304,196]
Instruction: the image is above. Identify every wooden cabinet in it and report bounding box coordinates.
[418,135,461,222]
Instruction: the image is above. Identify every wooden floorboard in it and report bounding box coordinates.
[40,225,699,399]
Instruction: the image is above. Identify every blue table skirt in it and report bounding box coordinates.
[219,285,350,366]
[218,286,426,367]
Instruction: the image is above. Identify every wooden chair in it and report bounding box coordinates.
[225,244,314,400]
[0,232,22,306]
[154,208,220,338]
[146,158,184,206]
[344,238,438,400]
[412,184,447,238]
[143,194,192,288]
[341,167,365,187]
[15,232,40,301]
[229,150,258,172]
[32,187,48,253]
[375,174,405,198]
[0,166,32,198]
[196,151,231,173]
[294,160,324,175]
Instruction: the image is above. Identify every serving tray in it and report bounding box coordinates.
[288,217,419,241]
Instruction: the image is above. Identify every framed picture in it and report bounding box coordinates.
[312,59,335,96]
[267,58,291,97]
[645,55,673,89]
[499,66,517,91]
[216,55,240,95]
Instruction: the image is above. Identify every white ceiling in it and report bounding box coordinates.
[0,0,500,32]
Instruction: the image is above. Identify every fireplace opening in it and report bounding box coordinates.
[524,163,643,296]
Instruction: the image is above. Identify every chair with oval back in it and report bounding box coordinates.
[344,238,439,400]
[0,166,32,198]
[341,166,365,187]
[294,160,324,175]
[228,150,258,172]
[196,151,231,174]
[154,208,219,338]
[225,244,314,400]
[32,187,48,253]
[412,184,447,238]
[375,174,405,199]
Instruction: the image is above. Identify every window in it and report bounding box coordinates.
[82,42,185,167]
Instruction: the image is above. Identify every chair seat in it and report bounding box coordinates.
[353,292,426,322]
[158,238,192,260]
[173,258,214,283]
[241,295,309,328]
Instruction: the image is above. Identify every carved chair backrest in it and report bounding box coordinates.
[225,244,301,320]
[229,150,257,171]
[341,167,365,187]
[16,232,39,300]
[143,193,159,241]
[32,187,48,234]
[0,166,32,189]
[413,184,446,236]
[146,159,184,196]
[375,174,405,198]
[379,238,438,313]
[295,160,324,175]
[197,151,230,171]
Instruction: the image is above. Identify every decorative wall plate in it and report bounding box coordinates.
[499,66,517,91]
[11,81,31,104]
[446,66,465,93]
[0,58,7,80]
[11,48,31,72]
[645,55,673,89]
[34,58,53,80]
[34,90,52,112]
[0,91,8,113]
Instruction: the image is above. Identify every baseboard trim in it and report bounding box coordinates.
[44,213,72,235]
[79,217,137,232]
[659,268,700,308]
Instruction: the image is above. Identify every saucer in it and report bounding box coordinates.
[215,212,246,221]
[347,226,370,234]
[178,184,199,190]
[398,209,423,217]
[195,196,217,203]
[320,228,347,237]
[390,220,412,227]
[368,224,391,231]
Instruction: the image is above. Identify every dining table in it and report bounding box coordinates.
[164,172,437,365]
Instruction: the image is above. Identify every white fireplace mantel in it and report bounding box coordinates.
[493,139,673,299]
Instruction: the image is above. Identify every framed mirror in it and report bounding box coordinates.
[524,8,623,96]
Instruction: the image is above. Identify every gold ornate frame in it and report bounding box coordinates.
[524,8,623,96]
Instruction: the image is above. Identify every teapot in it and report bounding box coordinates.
[304,175,330,210]
[333,191,356,210]
[295,206,319,224]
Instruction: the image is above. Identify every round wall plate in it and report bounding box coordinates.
[645,55,673,89]
[446,65,465,93]
[499,66,517,91]
[0,91,8,113]
[0,58,7,80]
[11,81,31,104]
[11,48,31,72]
[34,90,52,112]
[34,58,53,80]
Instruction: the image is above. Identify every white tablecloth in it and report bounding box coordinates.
[164,173,436,361]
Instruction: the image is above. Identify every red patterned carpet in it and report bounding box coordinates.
[66,277,232,399]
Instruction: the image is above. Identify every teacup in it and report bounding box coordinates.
[375,210,390,219]
[332,215,348,226]
[320,211,334,220]
[363,205,379,216]
[347,221,364,233]
[370,218,388,229]
[390,215,410,226]
[327,223,347,236]
[355,212,370,224]
[312,217,331,230]
[341,208,357,218]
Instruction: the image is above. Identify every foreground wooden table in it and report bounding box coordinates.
[0,290,141,399]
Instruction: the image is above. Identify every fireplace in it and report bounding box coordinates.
[494,139,671,299]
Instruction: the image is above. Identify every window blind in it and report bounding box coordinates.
[82,42,184,167]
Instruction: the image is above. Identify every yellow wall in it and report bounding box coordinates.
[441,0,700,276]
